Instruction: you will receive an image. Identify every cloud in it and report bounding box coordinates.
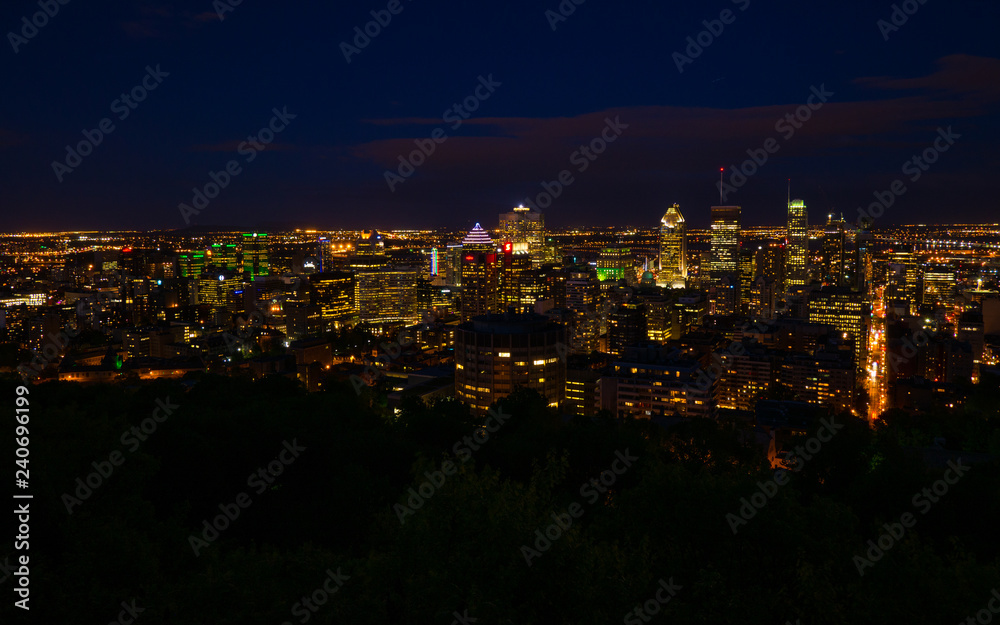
[350,55,1000,183]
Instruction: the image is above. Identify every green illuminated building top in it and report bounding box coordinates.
[242,233,270,277]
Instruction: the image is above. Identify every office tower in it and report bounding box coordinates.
[658,204,687,288]
[808,286,870,372]
[786,199,809,289]
[565,266,601,353]
[498,205,551,267]
[886,250,919,315]
[197,271,243,310]
[355,229,385,256]
[308,272,356,331]
[922,265,957,309]
[178,252,206,278]
[210,243,240,272]
[821,215,846,286]
[759,240,787,293]
[856,229,872,296]
[597,245,633,290]
[738,244,757,315]
[455,312,567,415]
[460,224,499,321]
[499,240,533,310]
[242,232,270,277]
[608,302,646,356]
[317,238,336,273]
[709,206,741,315]
[709,206,741,277]
[444,243,464,287]
[349,231,419,329]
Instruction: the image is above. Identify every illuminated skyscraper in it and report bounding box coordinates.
[499,240,533,310]
[498,205,550,267]
[308,272,356,331]
[178,252,206,278]
[242,233,270,277]
[808,286,870,373]
[821,215,846,286]
[786,199,808,289]
[460,223,499,321]
[923,265,956,309]
[658,204,687,288]
[349,231,419,329]
[210,243,240,273]
[709,206,741,277]
[710,206,741,315]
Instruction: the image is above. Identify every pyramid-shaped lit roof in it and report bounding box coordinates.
[462,223,493,245]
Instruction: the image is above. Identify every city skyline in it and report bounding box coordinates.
[2,2,999,231]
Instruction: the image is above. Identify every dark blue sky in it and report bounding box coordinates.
[1,0,998,232]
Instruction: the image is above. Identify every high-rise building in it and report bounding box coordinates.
[242,233,270,277]
[597,246,633,290]
[855,229,872,296]
[821,216,846,287]
[658,204,687,288]
[498,205,550,267]
[709,206,741,277]
[738,244,757,315]
[759,240,787,293]
[786,199,809,289]
[923,265,956,309]
[349,231,419,329]
[178,252,206,278]
[210,243,240,273]
[709,206,741,316]
[308,272,356,331]
[460,224,499,321]
[499,240,533,310]
[455,312,567,415]
[808,286,870,372]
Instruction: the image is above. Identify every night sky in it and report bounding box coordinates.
[1,0,998,232]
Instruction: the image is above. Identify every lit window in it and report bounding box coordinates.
[498,352,511,358]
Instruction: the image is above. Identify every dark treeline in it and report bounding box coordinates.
[2,374,999,624]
